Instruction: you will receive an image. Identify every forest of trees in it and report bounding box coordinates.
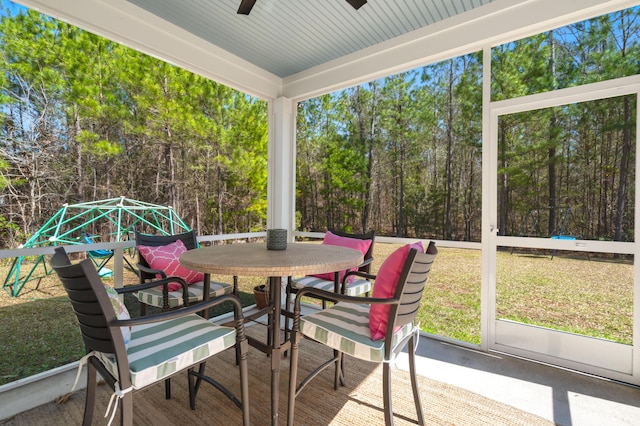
[0,4,638,247]
[296,8,639,242]
[0,6,269,247]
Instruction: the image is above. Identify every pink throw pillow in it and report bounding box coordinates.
[369,241,424,341]
[309,231,372,283]
[137,239,204,291]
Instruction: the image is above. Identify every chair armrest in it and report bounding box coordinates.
[113,293,245,327]
[294,286,396,312]
[341,270,377,286]
[113,277,186,294]
[359,257,374,268]
[136,263,167,279]
[334,257,373,282]
[116,276,190,308]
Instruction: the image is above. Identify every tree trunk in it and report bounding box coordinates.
[615,95,632,241]
[444,59,454,240]
[499,120,508,236]
[548,32,557,236]
[74,105,84,198]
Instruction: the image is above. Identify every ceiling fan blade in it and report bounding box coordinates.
[346,0,367,10]
[237,0,257,15]
[238,0,364,15]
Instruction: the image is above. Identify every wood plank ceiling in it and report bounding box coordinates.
[127,0,495,78]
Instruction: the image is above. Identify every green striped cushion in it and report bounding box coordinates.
[299,303,415,362]
[94,314,236,389]
[136,280,233,308]
[291,276,372,296]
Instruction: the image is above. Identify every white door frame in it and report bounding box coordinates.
[481,64,640,385]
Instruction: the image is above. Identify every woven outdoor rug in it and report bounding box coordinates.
[2,325,553,425]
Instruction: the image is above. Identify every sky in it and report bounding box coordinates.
[0,1,26,17]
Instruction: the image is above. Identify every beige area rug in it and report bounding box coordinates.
[2,325,553,426]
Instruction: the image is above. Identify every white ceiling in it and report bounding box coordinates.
[15,0,640,100]
[126,0,495,78]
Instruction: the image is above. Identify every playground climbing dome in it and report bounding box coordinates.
[2,197,190,296]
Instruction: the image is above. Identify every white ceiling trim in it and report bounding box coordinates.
[14,0,640,103]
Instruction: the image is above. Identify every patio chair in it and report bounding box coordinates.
[287,241,437,426]
[286,229,375,303]
[49,247,250,426]
[134,230,238,315]
[284,229,375,343]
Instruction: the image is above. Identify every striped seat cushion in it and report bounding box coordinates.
[299,303,415,362]
[291,276,372,297]
[136,280,233,308]
[95,314,236,389]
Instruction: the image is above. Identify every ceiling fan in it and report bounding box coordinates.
[237,0,367,15]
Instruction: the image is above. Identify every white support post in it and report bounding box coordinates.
[113,247,124,289]
[267,96,296,237]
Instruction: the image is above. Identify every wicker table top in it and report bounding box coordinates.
[180,242,364,277]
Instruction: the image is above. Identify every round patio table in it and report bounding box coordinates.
[180,242,363,425]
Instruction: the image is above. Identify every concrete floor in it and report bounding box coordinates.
[282,302,640,426]
[393,337,640,426]
[3,307,640,425]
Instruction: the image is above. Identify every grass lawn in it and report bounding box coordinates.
[0,244,633,386]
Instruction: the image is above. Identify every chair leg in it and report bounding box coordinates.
[233,275,239,295]
[333,349,345,390]
[237,340,251,426]
[383,362,394,426]
[188,367,196,409]
[283,279,297,357]
[188,362,208,409]
[165,378,171,399]
[339,356,346,386]
[287,330,301,426]
[283,280,292,345]
[82,362,97,426]
[266,282,274,350]
[120,391,134,426]
[267,308,273,350]
[333,350,343,390]
[408,334,425,425]
[232,276,241,365]
[139,301,146,316]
